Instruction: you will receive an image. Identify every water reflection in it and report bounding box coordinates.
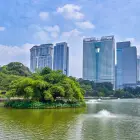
[0,99,140,140]
[0,108,85,140]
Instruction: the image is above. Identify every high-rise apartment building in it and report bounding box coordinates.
[137,56,140,82]
[83,36,115,87]
[30,44,53,72]
[53,42,69,76]
[116,41,137,88]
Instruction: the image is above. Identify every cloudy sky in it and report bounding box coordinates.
[0,0,140,77]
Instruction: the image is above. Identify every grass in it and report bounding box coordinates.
[4,100,86,109]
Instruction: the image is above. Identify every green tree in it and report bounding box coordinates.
[0,62,31,76]
[7,67,85,103]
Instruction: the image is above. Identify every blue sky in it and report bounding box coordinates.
[0,0,140,77]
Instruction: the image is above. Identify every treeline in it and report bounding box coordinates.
[114,87,140,98]
[78,79,140,98]
[1,62,140,99]
[78,79,114,97]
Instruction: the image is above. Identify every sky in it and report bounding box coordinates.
[0,0,140,78]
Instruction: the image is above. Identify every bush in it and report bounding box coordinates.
[4,100,86,109]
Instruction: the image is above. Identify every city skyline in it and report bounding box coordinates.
[30,42,69,76]
[0,0,140,78]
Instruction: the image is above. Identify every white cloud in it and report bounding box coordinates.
[44,25,60,33]
[32,25,60,42]
[39,12,49,20]
[57,4,84,20]
[75,21,95,29]
[0,26,5,31]
[0,43,34,67]
[33,30,49,42]
[44,25,60,38]
[61,29,82,39]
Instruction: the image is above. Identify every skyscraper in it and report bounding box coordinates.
[53,42,69,76]
[83,36,115,86]
[137,56,140,82]
[116,41,137,89]
[30,44,53,72]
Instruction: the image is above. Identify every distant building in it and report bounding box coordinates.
[137,56,140,82]
[83,36,115,87]
[116,41,137,89]
[30,44,53,72]
[53,42,69,76]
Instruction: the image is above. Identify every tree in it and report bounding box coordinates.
[114,89,125,98]
[98,92,105,97]
[0,62,31,76]
[7,67,85,103]
[49,85,65,99]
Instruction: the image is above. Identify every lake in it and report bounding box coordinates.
[0,99,140,140]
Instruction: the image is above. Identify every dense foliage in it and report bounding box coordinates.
[114,87,140,98]
[7,67,85,103]
[78,79,140,98]
[4,100,85,109]
[0,72,20,91]
[0,62,31,76]
[78,78,114,97]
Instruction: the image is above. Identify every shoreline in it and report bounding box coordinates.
[4,100,86,109]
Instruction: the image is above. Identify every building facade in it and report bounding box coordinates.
[116,41,137,89]
[137,56,140,82]
[83,36,115,87]
[53,42,69,76]
[30,44,53,72]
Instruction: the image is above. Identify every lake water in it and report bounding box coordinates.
[0,99,140,140]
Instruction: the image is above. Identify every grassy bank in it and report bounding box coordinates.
[4,100,86,109]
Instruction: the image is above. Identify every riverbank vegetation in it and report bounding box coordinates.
[0,62,85,109]
[78,79,140,98]
[1,62,140,107]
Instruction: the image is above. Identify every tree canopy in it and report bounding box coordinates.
[0,62,31,76]
[7,67,85,102]
[78,79,114,97]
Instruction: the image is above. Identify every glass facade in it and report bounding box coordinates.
[83,36,115,87]
[53,42,69,76]
[30,44,53,72]
[137,56,140,82]
[116,41,137,89]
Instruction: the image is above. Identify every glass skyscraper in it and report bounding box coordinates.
[116,41,137,89]
[83,36,115,87]
[137,56,140,82]
[53,42,69,76]
[30,44,53,72]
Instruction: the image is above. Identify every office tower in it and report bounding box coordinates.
[83,36,115,87]
[116,41,137,88]
[30,44,53,72]
[53,42,69,76]
[137,56,140,82]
